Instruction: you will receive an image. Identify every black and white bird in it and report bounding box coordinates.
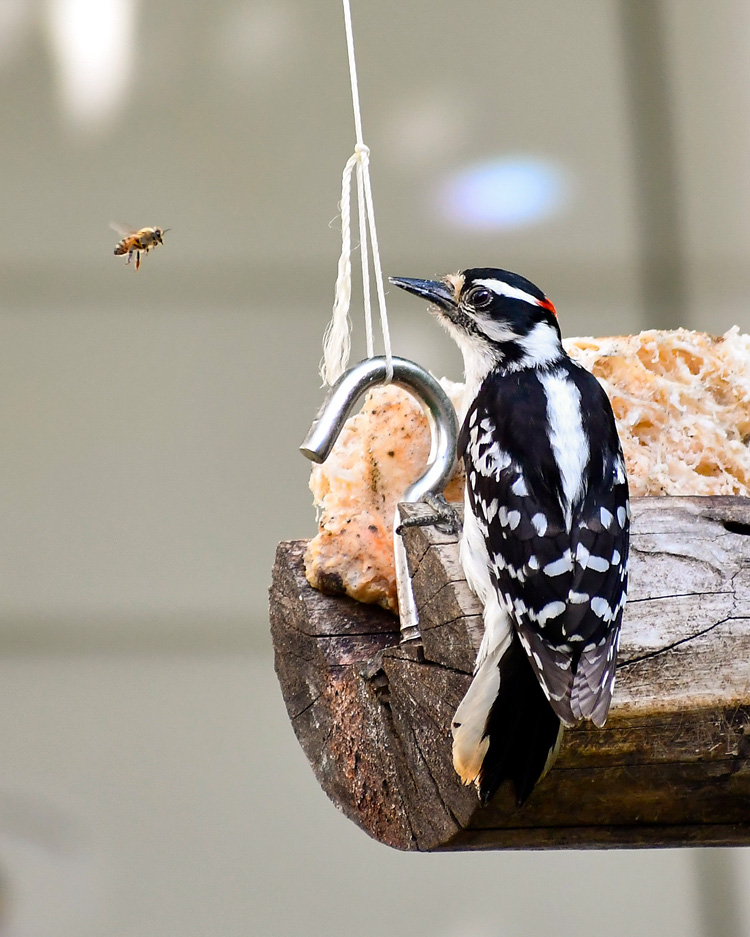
[390,268,630,805]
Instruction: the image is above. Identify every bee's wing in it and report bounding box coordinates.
[110,221,137,236]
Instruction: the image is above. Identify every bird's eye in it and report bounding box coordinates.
[465,287,493,309]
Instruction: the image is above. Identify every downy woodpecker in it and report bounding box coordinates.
[390,269,630,805]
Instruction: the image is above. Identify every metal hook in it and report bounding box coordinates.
[300,356,459,642]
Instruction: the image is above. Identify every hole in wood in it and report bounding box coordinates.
[722,520,750,536]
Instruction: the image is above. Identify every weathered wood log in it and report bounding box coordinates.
[269,497,750,850]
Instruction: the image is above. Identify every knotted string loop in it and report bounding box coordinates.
[320,1,393,386]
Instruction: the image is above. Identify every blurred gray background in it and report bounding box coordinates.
[1,0,749,934]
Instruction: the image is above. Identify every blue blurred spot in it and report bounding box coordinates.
[441,157,568,230]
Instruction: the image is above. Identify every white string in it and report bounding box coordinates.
[321,0,393,386]
[355,158,373,358]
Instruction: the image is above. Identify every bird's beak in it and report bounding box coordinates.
[389,277,456,312]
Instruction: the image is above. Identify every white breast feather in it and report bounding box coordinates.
[454,494,513,788]
[460,489,512,670]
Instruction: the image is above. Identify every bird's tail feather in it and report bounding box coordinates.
[452,634,563,806]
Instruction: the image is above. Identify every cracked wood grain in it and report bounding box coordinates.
[270,497,750,850]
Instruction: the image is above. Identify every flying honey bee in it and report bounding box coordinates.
[111,223,170,271]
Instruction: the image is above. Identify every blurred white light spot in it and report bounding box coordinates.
[440,157,568,230]
[45,0,137,130]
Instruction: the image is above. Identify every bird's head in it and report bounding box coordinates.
[390,268,563,383]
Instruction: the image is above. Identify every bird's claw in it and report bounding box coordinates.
[396,493,461,536]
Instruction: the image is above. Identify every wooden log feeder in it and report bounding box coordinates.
[270,495,750,850]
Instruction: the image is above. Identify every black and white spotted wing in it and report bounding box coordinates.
[460,358,630,727]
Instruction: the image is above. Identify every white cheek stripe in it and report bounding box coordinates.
[479,320,520,344]
[538,372,589,526]
[473,278,542,307]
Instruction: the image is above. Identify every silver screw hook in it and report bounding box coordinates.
[300,356,459,642]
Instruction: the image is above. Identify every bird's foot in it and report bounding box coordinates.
[396,492,461,536]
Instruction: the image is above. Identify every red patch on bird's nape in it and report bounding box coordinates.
[539,297,557,317]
